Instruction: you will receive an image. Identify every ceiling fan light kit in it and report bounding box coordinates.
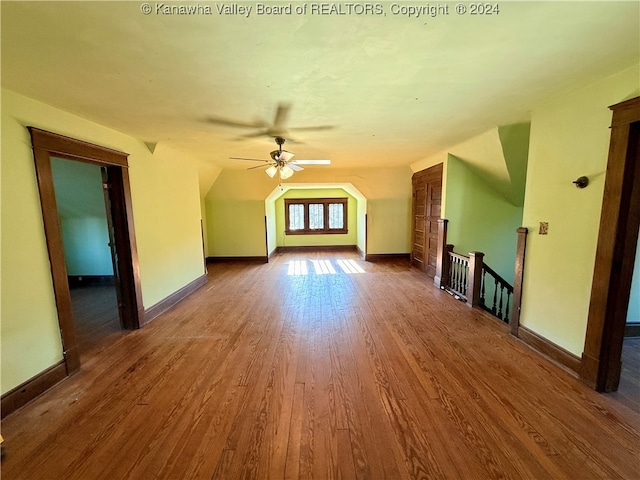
[230,136,330,183]
[265,165,278,178]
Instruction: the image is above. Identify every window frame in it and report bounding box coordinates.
[284,197,348,235]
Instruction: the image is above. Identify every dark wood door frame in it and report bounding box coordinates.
[581,96,640,391]
[29,127,144,375]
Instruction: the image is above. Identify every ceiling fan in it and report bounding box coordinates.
[205,102,334,141]
[231,137,330,181]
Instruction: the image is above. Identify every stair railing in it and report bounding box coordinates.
[434,219,515,324]
[479,264,513,323]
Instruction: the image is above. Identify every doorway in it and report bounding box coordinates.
[49,158,121,356]
[581,96,640,392]
[29,128,144,375]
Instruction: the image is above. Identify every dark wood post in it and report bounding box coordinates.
[434,219,448,288]
[467,251,484,307]
[511,227,529,336]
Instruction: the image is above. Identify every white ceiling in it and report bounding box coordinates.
[2,1,638,171]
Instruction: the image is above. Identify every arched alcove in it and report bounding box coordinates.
[264,183,368,257]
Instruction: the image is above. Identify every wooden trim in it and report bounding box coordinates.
[356,245,366,259]
[434,219,448,288]
[143,274,208,325]
[517,326,581,375]
[207,256,269,263]
[109,166,145,329]
[28,128,143,382]
[264,216,269,262]
[609,96,640,127]
[29,127,129,167]
[31,147,81,374]
[466,251,484,307]
[364,253,410,262]
[511,227,529,336]
[1,362,67,418]
[276,245,357,254]
[625,323,640,337]
[581,97,640,391]
[284,197,348,235]
[365,213,368,257]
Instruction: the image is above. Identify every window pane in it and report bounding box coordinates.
[309,204,324,229]
[289,204,304,230]
[329,203,344,229]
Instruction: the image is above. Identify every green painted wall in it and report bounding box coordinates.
[275,188,357,247]
[1,89,206,394]
[205,167,412,257]
[51,158,114,276]
[520,65,640,356]
[445,154,523,285]
[207,199,268,256]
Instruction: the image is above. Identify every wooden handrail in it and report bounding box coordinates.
[482,263,513,294]
[449,251,468,262]
[434,218,516,323]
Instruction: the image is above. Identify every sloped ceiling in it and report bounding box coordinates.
[2,1,638,173]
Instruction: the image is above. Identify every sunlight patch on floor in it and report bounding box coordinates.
[337,259,365,274]
[287,260,309,276]
[287,258,366,276]
[311,259,337,275]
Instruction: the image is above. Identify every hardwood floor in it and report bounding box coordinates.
[70,285,121,357]
[2,252,640,479]
[612,337,640,414]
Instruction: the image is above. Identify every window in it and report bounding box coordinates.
[285,198,348,235]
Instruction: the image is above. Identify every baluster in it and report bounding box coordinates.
[454,258,461,292]
[462,262,468,297]
[491,279,498,315]
[449,257,455,290]
[497,284,504,319]
[504,291,511,324]
[480,270,486,307]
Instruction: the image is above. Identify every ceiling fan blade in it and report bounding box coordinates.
[279,151,295,162]
[229,157,270,162]
[204,116,264,129]
[273,102,291,128]
[247,164,271,171]
[232,130,270,141]
[291,159,331,165]
[289,125,335,132]
[288,163,304,172]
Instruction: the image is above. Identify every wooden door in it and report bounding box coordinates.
[411,163,443,277]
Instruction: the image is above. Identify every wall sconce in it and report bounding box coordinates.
[573,176,589,188]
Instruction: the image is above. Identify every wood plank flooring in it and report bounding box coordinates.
[69,285,121,356]
[2,251,640,479]
[613,337,640,414]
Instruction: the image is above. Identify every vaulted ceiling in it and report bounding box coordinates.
[2,1,638,172]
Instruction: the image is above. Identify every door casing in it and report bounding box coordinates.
[29,127,144,375]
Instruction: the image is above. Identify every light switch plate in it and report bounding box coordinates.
[539,222,549,235]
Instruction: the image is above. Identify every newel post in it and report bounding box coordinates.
[511,227,529,336]
[434,219,448,288]
[467,252,484,307]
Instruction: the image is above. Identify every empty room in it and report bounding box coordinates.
[1,1,639,479]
